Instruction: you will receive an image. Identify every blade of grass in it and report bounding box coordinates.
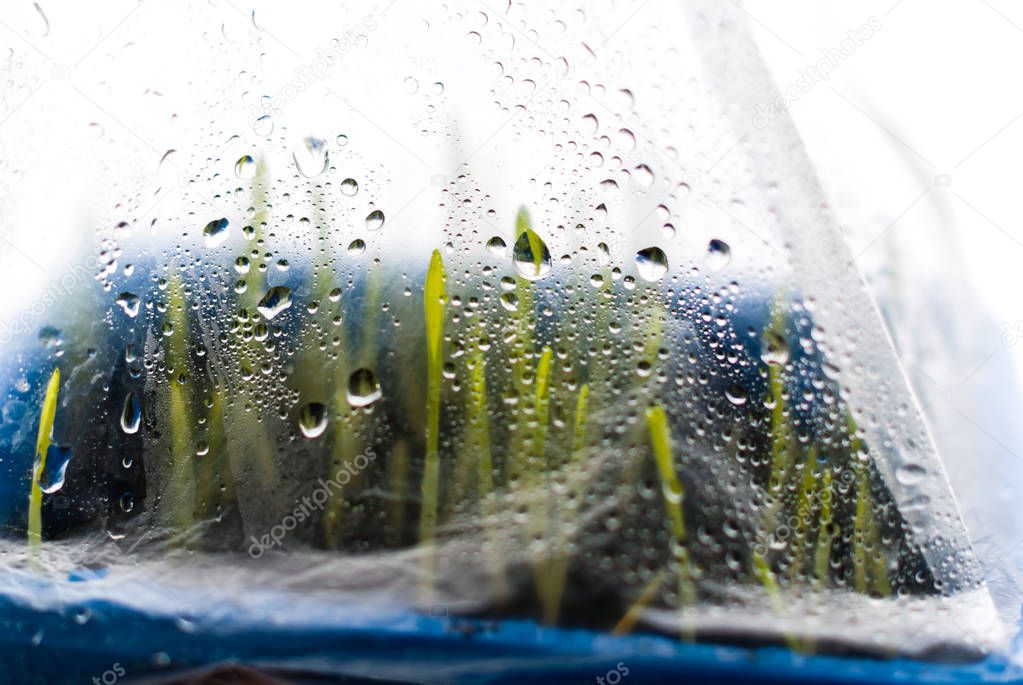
[468,355,507,604]
[613,569,668,636]
[544,383,589,624]
[529,346,558,623]
[752,551,802,652]
[646,405,696,638]
[27,368,60,552]
[419,249,447,602]
[163,273,196,533]
[811,468,833,591]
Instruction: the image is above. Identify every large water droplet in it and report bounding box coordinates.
[36,444,72,494]
[256,286,293,320]
[235,155,257,179]
[762,330,790,366]
[202,218,230,248]
[293,136,328,178]
[706,239,731,271]
[365,210,385,231]
[635,247,668,282]
[347,368,381,407]
[120,391,142,434]
[115,292,140,318]
[512,230,552,280]
[340,178,358,196]
[298,402,328,438]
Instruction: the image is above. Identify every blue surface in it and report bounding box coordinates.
[1,571,1023,685]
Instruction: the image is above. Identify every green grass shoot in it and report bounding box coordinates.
[752,551,802,652]
[27,368,60,551]
[614,569,668,636]
[543,382,590,622]
[646,404,695,637]
[162,273,197,534]
[419,249,447,601]
[530,347,558,623]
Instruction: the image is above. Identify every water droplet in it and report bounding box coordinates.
[513,230,552,280]
[253,115,273,137]
[293,136,328,178]
[365,210,385,231]
[38,327,62,349]
[762,331,789,366]
[36,444,71,494]
[235,155,257,179]
[486,236,507,256]
[298,402,328,438]
[635,247,668,282]
[115,292,140,318]
[202,218,230,248]
[725,384,748,406]
[633,164,654,187]
[706,239,731,271]
[896,463,926,485]
[340,178,359,196]
[347,368,381,407]
[347,239,366,256]
[120,391,142,434]
[256,286,293,320]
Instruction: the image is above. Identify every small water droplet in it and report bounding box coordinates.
[298,402,328,438]
[635,247,668,282]
[202,218,230,248]
[365,209,385,231]
[120,391,142,434]
[256,286,293,320]
[253,115,273,137]
[293,136,328,178]
[38,327,62,349]
[487,236,507,256]
[115,292,140,318]
[235,155,257,179]
[896,463,926,485]
[725,384,748,406]
[347,368,382,407]
[633,164,654,187]
[500,292,518,311]
[706,239,731,271]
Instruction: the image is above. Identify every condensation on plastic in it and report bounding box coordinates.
[0,0,1005,664]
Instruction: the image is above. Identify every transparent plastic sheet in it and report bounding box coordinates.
[0,0,1006,678]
